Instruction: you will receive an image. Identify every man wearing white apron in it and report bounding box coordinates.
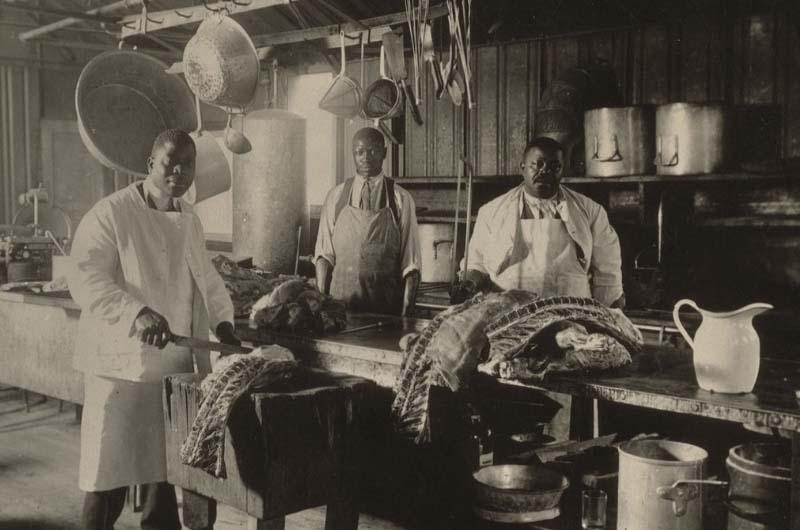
[315,127,421,316]
[460,136,624,307]
[68,129,238,530]
[459,136,624,439]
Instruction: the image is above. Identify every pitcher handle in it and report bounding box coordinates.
[673,299,699,349]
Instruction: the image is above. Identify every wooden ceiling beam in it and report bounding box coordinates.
[18,0,142,41]
[251,4,447,47]
[119,0,290,38]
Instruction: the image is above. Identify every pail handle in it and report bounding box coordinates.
[672,299,700,350]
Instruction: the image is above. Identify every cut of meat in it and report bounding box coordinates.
[486,296,642,363]
[181,346,297,478]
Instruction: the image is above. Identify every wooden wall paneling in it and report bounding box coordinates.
[641,25,670,103]
[432,69,457,177]
[707,17,727,101]
[680,19,710,101]
[744,14,776,104]
[783,10,800,159]
[529,41,543,142]
[667,22,683,101]
[629,29,644,105]
[40,120,110,231]
[474,46,501,176]
[504,43,531,172]
[404,53,429,177]
[9,66,27,219]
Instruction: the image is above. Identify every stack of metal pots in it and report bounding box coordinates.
[583,102,734,177]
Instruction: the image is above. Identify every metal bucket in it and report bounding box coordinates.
[419,223,454,284]
[618,440,708,530]
[655,102,733,175]
[584,106,655,177]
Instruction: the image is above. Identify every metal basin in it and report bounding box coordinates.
[76,51,196,176]
[472,464,569,514]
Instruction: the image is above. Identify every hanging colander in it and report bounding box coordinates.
[363,44,404,119]
[318,32,362,118]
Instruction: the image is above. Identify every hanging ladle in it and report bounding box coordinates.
[224,107,252,155]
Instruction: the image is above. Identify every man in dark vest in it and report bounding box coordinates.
[314,127,421,316]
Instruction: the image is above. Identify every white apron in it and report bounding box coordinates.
[493,214,589,441]
[79,208,195,492]
[493,216,591,297]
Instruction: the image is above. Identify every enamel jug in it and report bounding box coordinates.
[673,299,772,394]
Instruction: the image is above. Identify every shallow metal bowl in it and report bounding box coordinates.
[76,50,196,176]
[472,464,569,513]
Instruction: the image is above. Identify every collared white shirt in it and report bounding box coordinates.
[142,178,179,212]
[464,184,623,306]
[520,188,563,219]
[314,172,421,278]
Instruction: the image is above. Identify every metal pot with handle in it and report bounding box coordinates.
[419,223,455,283]
[655,103,733,175]
[584,106,655,177]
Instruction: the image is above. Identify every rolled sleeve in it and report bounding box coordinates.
[398,189,421,278]
[589,206,624,306]
[67,202,146,334]
[313,185,341,268]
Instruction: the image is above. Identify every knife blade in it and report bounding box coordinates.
[171,334,253,356]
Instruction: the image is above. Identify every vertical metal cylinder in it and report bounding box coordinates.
[233,109,305,273]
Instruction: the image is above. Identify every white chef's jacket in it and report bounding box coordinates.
[314,173,422,278]
[68,182,234,381]
[465,184,623,306]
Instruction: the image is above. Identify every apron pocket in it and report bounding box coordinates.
[556,272,591,298]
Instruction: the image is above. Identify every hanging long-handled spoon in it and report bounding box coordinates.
[224,109,252,154]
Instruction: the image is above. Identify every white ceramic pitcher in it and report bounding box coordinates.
[673,299,772,394]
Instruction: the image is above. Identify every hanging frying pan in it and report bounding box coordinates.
[76,50,197,176]
[319,32,362,118]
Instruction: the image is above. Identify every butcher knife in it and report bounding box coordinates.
[170,334,253,355]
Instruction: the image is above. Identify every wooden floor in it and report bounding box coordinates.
[0,388,410,530]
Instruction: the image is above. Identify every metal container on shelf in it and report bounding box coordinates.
[419,223,455,283]
[584,106,655,177]
[655,102,733,175]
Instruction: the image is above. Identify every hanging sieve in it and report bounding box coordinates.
[363,44,404,119]
[318,32,362,118]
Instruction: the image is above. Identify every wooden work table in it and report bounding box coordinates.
[3,292,800,527]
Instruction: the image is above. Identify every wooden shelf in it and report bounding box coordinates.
[396,172,790,186]
[695,216,800,227]
[418,214,477,224]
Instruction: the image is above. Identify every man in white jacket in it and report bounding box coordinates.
[458,136,624,308]
[68,129,238,530]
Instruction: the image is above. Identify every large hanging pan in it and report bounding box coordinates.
[76,50,196,176]
[362,44,402,145]
[319,32,362,118]
[183,13,260,108]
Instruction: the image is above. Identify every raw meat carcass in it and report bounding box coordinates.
[181,346,297,478]
[249,278,347,335]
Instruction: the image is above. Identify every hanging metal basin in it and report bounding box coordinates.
[75,50,197,176]
[183,14,260,108]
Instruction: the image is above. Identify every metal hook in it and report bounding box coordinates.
[174,9,192,18]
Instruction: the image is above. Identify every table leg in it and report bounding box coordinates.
[792,432,800,530]
[181,489,217,530]
[325,495,359,530]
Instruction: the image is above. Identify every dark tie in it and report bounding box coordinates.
[359,181,371,210]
